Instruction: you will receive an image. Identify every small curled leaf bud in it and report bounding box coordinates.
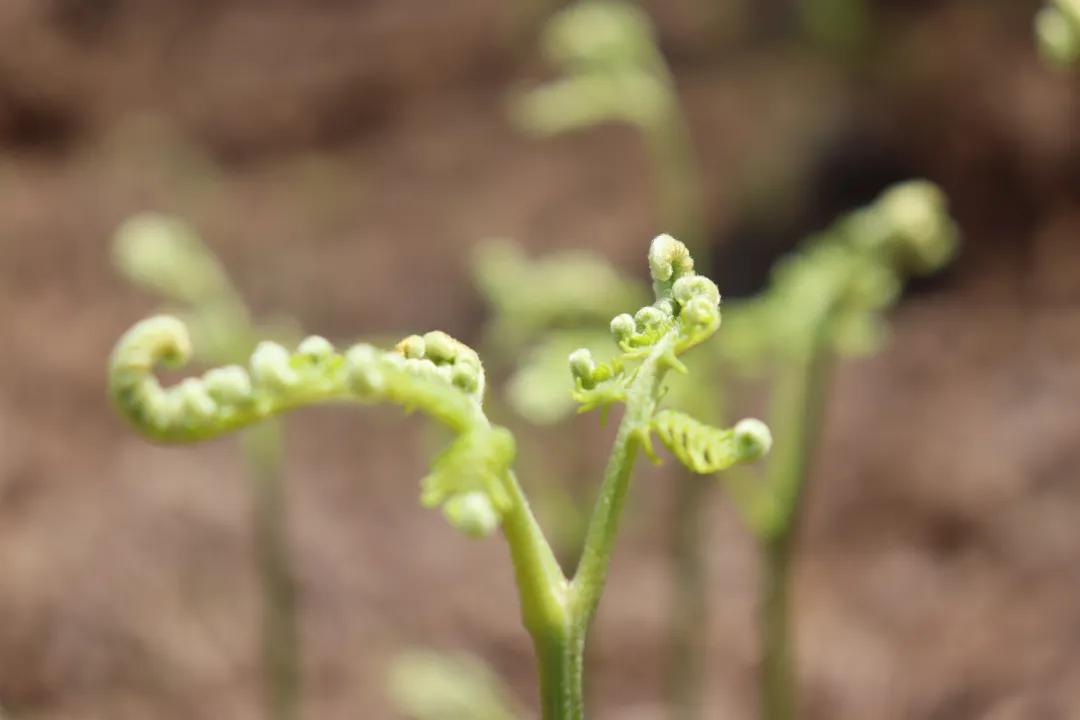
[422,331,458,363]
[178,378,217,420]
[681,295,719,327]
[442,492,500,538]
[876,181,958,273]
[345,344,384,396]
[203,365,253,403]
[652,410,772,474]
[610,313,636,342]
[734,418,772,461]
[250,342,299,390]
[648,234,694,284]
[297,335,334,361]
[634,305,666,329]
[569,348,597,386]
[397,335,427,360]
[672,275,721,308]
[451,362,482,395]
[112,315,193,373]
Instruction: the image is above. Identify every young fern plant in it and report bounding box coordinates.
[513,7,717,716]
[112,215,301,720]
[713,181,959,720]
[1036,0,1080,67]
[108,236,771,720]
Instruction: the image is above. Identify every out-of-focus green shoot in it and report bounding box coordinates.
[796,0,871,58]
[113,214,301,720]
[474,241,647,423]
[388,650,522,720]
[109,237,769,720]
[1036,0,1080,67]
[710,181,958,720]
[512,0,705,249]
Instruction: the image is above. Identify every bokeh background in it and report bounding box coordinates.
[1,0,1078,718]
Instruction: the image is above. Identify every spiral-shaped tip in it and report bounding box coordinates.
[734,418,772,461]
[648,234,694,285]
[875,181,959,273]
[111,314,193,373]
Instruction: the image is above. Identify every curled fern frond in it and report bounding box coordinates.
[567,234,722,417]
[652,410,772,474]
[109,315,513,537]
[1036,0,1080,67]
[719,180,959,367]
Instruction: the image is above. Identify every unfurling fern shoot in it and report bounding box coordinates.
[109,236,770,720]
[712,181,959,720]
[113,215,301,720]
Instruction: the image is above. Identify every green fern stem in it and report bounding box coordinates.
[759,324,832,720]
[243,421,301,720]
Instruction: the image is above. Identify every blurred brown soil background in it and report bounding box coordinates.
[0,0,1078,718]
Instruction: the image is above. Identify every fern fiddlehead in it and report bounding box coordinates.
[109,235,770,720]
[109,317,513,537]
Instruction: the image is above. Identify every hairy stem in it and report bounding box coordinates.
[243,420,301,720]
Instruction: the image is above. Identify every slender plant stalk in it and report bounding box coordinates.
[668,475,708,720]
[243,420,301,720]
[758,325,831,720]
[761,535,793,720]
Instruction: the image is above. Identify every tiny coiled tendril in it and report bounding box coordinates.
[567,234,770,471]
[652,411,772,474]
[109,318,513,538]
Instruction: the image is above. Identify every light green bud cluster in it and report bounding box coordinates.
[1036,0,1080,66]
[394,331,486,401]
[512,0,674,135]
[109,315,513,538]
[569,235,721,411]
